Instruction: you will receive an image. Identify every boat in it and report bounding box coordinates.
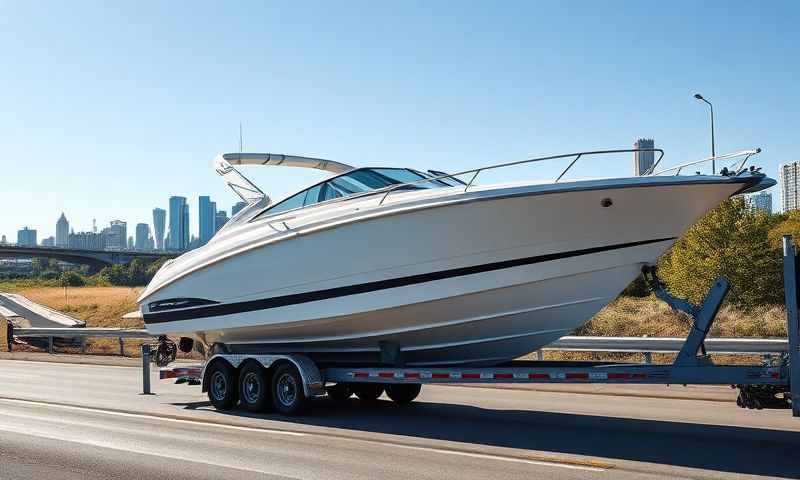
[138,148,773,366]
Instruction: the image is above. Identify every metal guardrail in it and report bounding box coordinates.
[10,327,151,355]
[544,336,788,355]
[9,326,788,359]
[13,327,151,339]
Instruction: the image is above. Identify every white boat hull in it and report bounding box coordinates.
[141,176,761,365]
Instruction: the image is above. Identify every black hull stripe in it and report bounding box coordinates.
[143,237,676,324]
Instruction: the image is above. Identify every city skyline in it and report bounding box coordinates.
[3,194,236,251]
[2,2,798,237]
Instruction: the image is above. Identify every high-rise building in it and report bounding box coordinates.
[168,196,188,251]
[152,208,166,250]
[69,231,102,249]
[56,213,69,248]
[128,236,134,250]
[135,223,150,250]
[745,191,773,214]
[101,220,127,250]
[41,236,55,247]
[633,138,655,176]
[183,205,190,249]
[215,210,229,232]
[231,201,248,217]
[199,196,216,245]
[17,227,37,247]
[0,235,6,244]
[779,161,800,212]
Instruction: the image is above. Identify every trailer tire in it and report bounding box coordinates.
[271,363,306,415]
[352,383,384,402]
[385,384,421,404]
[326,383,352,401]
[238,362,273,413]
[206,360,238,411]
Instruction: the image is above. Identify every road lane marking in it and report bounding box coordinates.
[0,396,610,472]
[385,443,607,471]
[0,397,306,437]
[0,421,303,480]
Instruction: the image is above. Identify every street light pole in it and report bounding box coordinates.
[694,93,716,174]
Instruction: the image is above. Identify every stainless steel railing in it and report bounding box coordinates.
[649,148,761,176]
[379,148,665,205]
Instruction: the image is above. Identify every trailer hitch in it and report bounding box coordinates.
[149,335,177,367]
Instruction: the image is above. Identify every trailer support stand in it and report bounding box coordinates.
[782,236,800,417]
[643,266,730,366]
[674,278,729,366]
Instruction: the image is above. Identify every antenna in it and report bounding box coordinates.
[239,123,243,153]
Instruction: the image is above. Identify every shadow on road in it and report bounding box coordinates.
[170,397,800,478]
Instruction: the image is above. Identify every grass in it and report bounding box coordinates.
[2,285,144,355]
[532,295,787,364]
[12,286,144,329]
[578,295,787,338]
[1,285,789,361]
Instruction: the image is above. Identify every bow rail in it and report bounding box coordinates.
[649,148,762,176]
[379,148,665,205]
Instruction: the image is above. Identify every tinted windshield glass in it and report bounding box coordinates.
[262,168,443,217]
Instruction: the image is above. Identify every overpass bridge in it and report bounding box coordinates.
[0,245,176,270]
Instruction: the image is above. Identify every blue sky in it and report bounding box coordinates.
[1,1,798,241]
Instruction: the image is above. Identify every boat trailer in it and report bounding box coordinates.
[156,236,799,416]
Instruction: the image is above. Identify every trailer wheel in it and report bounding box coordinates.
[238,362,273,413]
[326,383,352,401]
[352,383,384,402]
[271,363,306,415]
[385,384,421,404]
[207,361,238,411]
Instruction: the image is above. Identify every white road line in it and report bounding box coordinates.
[0,397,306,437]
[0,420,302,479]
[0,397,607,472]
[389,443,607,471]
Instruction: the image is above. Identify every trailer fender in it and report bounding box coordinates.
[200,353,324,397]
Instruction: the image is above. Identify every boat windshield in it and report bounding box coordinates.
[260,168,450,217]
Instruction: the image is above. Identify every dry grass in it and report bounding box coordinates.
[579,295,787,338]
[532,295,787,364]
[4,286,145,356]
[14,286,144,329]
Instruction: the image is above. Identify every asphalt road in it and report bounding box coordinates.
[0,359,797,479]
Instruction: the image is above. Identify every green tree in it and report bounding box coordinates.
[658,198,783,310]
[767,210,800,248]
[59,271,86,287]
[127,259,147,286]
[145,257,169,281]
[98,264,130,286]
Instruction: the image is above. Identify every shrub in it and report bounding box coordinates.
[59,271,86,287]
